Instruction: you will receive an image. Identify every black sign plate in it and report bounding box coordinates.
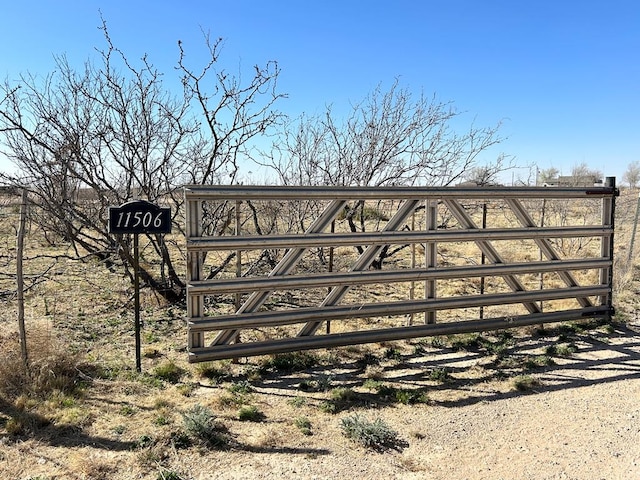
[109,200,172,234]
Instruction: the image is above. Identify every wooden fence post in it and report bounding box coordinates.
[17,188,28,368]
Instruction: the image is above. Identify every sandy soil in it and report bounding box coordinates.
[212,322,640,480]
[2,320,639,480]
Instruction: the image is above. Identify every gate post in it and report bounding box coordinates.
[600,177,617,316]
[187,197,205,349]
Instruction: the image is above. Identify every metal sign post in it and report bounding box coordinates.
[109,200,171,372]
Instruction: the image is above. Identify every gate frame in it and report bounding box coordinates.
[185,179,617,363]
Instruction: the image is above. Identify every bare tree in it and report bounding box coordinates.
[569,162,603,185]
[264,80,507,188]
[463,162,508,186]
[623,160,640,189]
[261,80,511,267]
[0,20,284,302]
[537,167,559,185]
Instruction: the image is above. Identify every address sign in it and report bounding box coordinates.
[108,200,172,234]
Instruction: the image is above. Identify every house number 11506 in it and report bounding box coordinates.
[108,200,171,234]
[115,210,165,229]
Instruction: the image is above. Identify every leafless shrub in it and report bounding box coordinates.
[0,17,284,303]
[0,327,84,401]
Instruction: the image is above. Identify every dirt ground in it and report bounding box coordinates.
[2,318,639,480]
[207,323,640,480]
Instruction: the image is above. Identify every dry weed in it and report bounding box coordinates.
[0,326,84,401]
[66,450,120,479]
[395,454,427,472]
[250,424,289,449]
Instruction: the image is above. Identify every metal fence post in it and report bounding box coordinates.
[600,177,617,315]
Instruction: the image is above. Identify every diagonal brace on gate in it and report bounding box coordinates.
[505,198,594,308]
[297,198,422,337]
[443,198,542,314]
[212,199,348,345]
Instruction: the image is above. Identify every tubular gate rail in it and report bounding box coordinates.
[185,180,617,363]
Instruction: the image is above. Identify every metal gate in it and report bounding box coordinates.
[185,179,617,363]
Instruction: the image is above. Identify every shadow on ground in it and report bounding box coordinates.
[250,322,640,410]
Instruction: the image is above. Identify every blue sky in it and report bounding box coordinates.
[1,1,638,183]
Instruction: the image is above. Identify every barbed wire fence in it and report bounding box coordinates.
[1,191,147,366]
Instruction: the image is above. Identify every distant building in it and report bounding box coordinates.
[556,175,602,186]
[538,175,603,187]
[455,180,503,187]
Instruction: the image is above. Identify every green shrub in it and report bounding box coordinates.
[288,396,306,408]
[512,375,541,392]
[357,352,381,367]
[393,388,428,405]
[153,361,185,384]
[112,424,126,435]
[602,323,615,334]
[139,375,164,389]
[524,355,555,369]
[195,361,231,384]
[330,387,356,402]
[153,415,170,426]
[317,387,359,414]
[450,333,482,351]
[319,401,337,414]
[144,332,160,344]
[176,383,198,397]
[362,380,427,405]
[537,322,580,340]
[546,343,578,357]
[294,416,312,436]
[169,431,192,449]
[227,380,254,395]
[428,367,451,382]
[119,405,136,416]
[243,366,263,382]
[216,392,249,408]
[451,332,513,357]
[218,380,254,408]
[238,405,264,422]
[181,404,228,447]
[157,470,184,480]
[298,375,333,392]
[261,352,319,373]
[384,347,402,361]
[413,344,427,355]
[340,414,400,451]
[135,434,154,449]
[371,383,396,398]
[362,379,384,391]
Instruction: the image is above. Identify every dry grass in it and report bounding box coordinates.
[0,326,84,402]
[0,189,638,478]
[66,451,120,479]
